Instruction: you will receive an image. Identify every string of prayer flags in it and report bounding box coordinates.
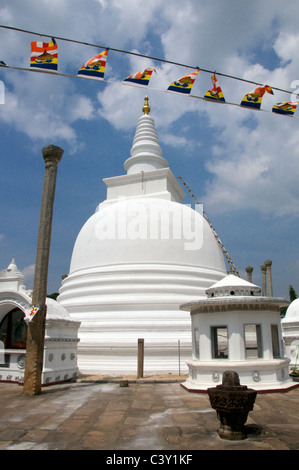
[167,68,199,94]
[240,84,273,109]
[78,49,108,80]
[204,74,225,102]
[30,37,58,72]
[5,29,299,119]
[272,101,298,116]
[123,67,156,86]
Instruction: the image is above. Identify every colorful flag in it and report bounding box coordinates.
[24,305,39,323]
[123,67,156,86]
[167,68,199,94]
[204,74,225,102]
[30,38,58,72]
[240,84,273,109]
[78,49,108,80]
[272,101,298,116]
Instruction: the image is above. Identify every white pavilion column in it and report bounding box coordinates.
[229,321,245,360]
[198,319,212,360]
[262,322,273,359]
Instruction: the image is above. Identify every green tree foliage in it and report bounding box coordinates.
[289,285,297,302]
[281,285,298,318]
[47,292,59,300]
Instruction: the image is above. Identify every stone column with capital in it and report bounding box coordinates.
[23,145,63,396]
[261,264,267,297]
[264,259,273,297]
[245,266,253,283]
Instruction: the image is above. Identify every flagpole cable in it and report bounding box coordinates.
[0,24,295,95]
[177,176,240,276]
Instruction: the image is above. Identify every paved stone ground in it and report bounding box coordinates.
[0,377,299,452]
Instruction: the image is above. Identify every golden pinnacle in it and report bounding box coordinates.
[142,95,150,115]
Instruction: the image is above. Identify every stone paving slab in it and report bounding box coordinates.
[0,380,298,452]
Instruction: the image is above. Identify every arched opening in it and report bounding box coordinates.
[0,308,27,349]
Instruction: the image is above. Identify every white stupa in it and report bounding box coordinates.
[57,96,227,375]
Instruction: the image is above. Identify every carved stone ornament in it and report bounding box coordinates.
[208,370,257,440]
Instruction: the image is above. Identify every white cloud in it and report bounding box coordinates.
[159,131,199,150]
[0,7,13,23]
[67,95,95,122]
[22,264,35,289]
[274,32,299,64]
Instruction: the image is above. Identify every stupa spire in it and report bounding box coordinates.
[142,95,150,115]
[124,96,169,175]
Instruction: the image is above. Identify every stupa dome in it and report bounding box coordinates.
[69,197,225,275]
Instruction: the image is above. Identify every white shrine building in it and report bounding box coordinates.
[57,96,227,375]
[0,258,80,385]
[281,299,299,368]
[181,273,296,392]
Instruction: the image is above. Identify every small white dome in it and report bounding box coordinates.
[282,298,299,323]
[46,297,71,321]
[206,273,261,298]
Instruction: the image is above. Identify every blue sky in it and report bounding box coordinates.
[1,0,299,299]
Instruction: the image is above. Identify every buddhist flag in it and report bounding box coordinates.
[30,38,58,72]
[78,49,108,80]
[240,84,273,109]
[272,101,298,116]
[168,68,199,94]
[24,305,39,323]
[123,67,156,86]
[204,74,225,102]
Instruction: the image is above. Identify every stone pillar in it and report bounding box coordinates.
[261,264,267,297]
[23,145,63,396]
[245,266,253,283]
[264,260,273,297]
[137,338,144,378]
